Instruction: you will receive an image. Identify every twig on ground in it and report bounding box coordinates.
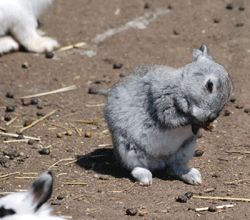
[194,204,234,212]
[20,110,56,133]
[57,42,87,52]
[3,139,29,143]
[63,181,87,186]
[0,126,6,132]
[0,132,40,141]
[192,195,250,202]
[97,143,112,147]
[70,124,82,136]
[0,172,20,180]
[85,103,105,107]
[14,176,36,179]
[20,85,77,99]
[224,178,250,185]
[48,158,75,170]
[226,150,250,154]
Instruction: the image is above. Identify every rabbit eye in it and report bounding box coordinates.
[206,80,213,93]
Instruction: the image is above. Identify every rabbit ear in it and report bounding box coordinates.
[28,171,53,212]
[193,44,213,61]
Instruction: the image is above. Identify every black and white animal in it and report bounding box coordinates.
[0,0,59,54]
[0,171,65,219]
[104,45,233,185]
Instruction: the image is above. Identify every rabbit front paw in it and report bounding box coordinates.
[23,36,59,53]
[0,36,19,54]
[181,168,202,185]
[131,167,152,186]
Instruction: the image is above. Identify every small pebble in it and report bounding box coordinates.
[4,114,12,122]
[57,195,64,200]
[244,108,250,114]
[213,18,220,24]
[56,133,63,138]
[185,192,193,199]
[176,194,188,203]
[113,63,123,69]
[21,62,30,69]
[235,23,244,27]
[194,149,204,157]
[38,148,50,155]
[5,92,14,99]
[65,131,73,136]
[37,104,43,109]
[98,175,109,180]
[230,96,236,103]
[238,6,245,11]
[144,2,150,9]
[223,109,232,116]
[27,139,35,145]
[94,80,103,84]
[5,105,15,113]
[88,87,99,95]
[30,98,39,105]
[36,111,45,117]
[168,4,173,10]
[225,3,233,10]
[119,73,125,78]
[85,131,92,138]
[208,206,217,212]
[204,188,215,193]
[126,208,138,216]
[235,104,244,109]
[173,29,179,35]
[23,119,33,127]
[21,99,31,106]
[45,51,54,59]
[212,173,220,178]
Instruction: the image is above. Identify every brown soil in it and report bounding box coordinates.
[0,0,250,219]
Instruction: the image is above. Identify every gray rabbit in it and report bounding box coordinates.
[104,45,233,185]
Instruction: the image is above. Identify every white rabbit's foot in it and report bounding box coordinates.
[181,168,202,185]
[22,35,59,53]
[0,36,19,54]
[131,167,152,186]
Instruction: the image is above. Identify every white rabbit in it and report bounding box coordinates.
[104,45,233,186]
[0,171,66,220]
[0,0,59,54]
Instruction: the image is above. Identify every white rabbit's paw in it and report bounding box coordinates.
[181,168,202,185]
[0,36,19,54]
[131,167,152,186]
[24,36,59,53]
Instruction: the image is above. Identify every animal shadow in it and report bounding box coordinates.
[75,147,175,182]
[75,148,130,179]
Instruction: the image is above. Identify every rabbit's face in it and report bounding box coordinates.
[181,56,233,127]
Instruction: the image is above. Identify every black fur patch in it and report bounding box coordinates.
[0,206,16,218]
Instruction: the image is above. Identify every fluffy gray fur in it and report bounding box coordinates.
[104,45,233,185]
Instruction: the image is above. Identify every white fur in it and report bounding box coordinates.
[0,172,65,220]
[0,0,59,54]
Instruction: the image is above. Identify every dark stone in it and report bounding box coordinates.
[5,106,15,113]
[126,208,138,216]
[5,92,14,99]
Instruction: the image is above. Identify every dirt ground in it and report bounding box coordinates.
[0,0,250,219]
